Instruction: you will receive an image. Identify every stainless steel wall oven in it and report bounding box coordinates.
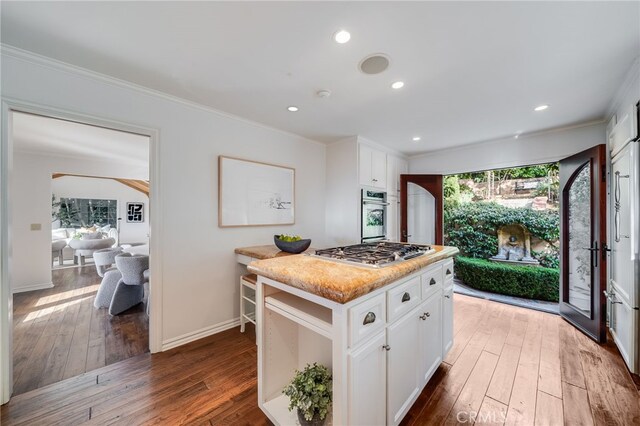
[361,189,388,242]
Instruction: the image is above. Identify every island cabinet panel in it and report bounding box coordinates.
[349,293,386,348]
[348,332,387,425]
[387,304,422,425]
[421,264,443,300]
[387,276,421,323]
[419,292,443,385]
[442,285,454,357]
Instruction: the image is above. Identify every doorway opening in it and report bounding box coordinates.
[10,111,151,395]
[442,162,560,312]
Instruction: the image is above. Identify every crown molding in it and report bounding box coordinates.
[0,44,325,147]
[409,119,606,160]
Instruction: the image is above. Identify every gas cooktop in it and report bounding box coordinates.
[312,242,434,268]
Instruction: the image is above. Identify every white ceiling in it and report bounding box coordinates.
[12,112,149,167]
[2,2,638,154]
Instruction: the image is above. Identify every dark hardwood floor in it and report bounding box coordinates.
[2,294,639,425]
[11,265,148,396]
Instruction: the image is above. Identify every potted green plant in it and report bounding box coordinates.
[282,363,332,426]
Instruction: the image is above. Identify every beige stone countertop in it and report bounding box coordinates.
[247,245,459,304]
[234,244,316,260]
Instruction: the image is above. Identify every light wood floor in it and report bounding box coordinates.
[11,266,148,396]
[2,294,638,425]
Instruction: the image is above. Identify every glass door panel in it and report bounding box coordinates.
[567,163,592,315]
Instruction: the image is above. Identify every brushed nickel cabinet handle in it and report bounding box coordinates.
[382,344,391,351]
[363,312,376,325]
[444,295,451,299]
[402,292,411,302]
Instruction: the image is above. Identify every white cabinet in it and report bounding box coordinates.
[419,293,442,384]
[349,332,387,426]
[387,195,399,242]
[259,258,455,425]
[442,285,454,358]
[387,305,422,425]
[387,156,409,195]
[359,144,387,189]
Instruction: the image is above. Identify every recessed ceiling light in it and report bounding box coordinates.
[333,30,351,44]
[391,81,405,89]
[534,105,549,111]
[287,106,299,112]
[412,136,421,141]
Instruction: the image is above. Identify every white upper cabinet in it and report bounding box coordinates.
[609,103,637,156]
[359,143,387,189]
[387,155,408,195]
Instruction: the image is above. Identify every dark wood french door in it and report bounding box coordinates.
[559,145,607,342]
[400,175,443,245]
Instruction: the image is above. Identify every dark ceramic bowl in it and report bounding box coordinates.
[274,235,312,254]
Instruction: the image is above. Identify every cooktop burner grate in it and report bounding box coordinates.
[313,242,433,267]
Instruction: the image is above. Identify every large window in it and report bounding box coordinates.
[57,198,117,228]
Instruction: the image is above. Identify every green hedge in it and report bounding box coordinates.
[454,256,559,302]
[444,202,559,268]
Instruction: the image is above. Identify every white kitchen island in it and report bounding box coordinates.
[248,245,458,426]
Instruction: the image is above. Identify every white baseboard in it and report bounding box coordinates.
[12,282,54,294]
[161,317,241,351]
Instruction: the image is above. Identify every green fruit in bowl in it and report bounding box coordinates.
[277,234,302,242]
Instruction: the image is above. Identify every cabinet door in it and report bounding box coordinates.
[348,332,387,426]
[371,149,387,189]
[387,307,421,425]
[419,292,442,385]
[386,155,398,194]
[387,195,399,242]
[442,286,454,359]
[359,144,373,186]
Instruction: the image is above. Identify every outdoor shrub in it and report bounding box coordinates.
[454,256,559,302]
[531,250,560,269]
[444,202,559,266]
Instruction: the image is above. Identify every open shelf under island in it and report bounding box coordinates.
[248,245,459,426]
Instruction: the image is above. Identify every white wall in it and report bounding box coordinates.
[409,121,606,175]
[52,175,150,244]
[2,48,327,346]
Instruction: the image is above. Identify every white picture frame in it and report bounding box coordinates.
[218,156,295,227]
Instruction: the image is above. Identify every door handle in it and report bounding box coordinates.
[402,292,411,302]
[429,278,436,286]
[382,344,391,351]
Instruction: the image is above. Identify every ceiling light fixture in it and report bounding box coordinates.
[534,104,549,111]
[316,90,331,98]
[391,81,405,89]
[333,30,351,44]
[412,136,421,141]
[287,106,299,112]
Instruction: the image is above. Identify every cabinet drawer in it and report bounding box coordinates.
[387,276,421,323]
[443,259,454,283]
[349,293,386,348]
[421,265,442,300]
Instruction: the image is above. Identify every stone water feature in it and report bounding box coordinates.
[490,224,540,266]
